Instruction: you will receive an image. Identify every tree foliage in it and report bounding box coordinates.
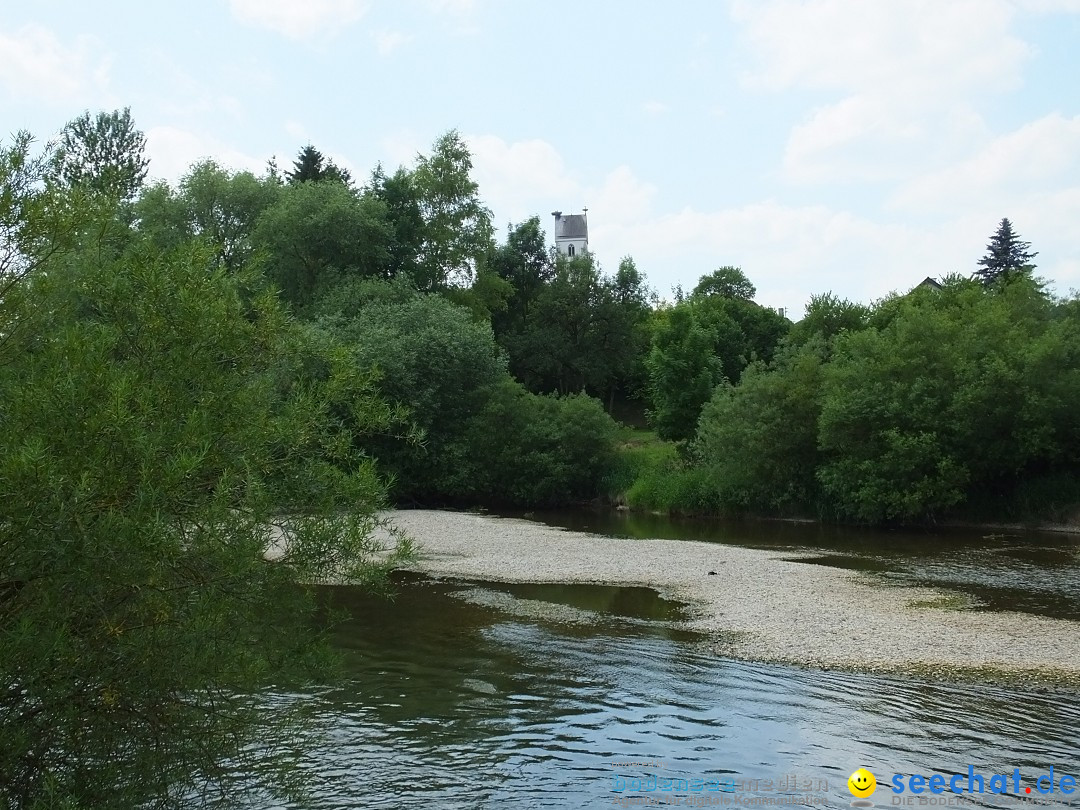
[975,217,1038,287]
[314,282,507,499]
[645,305,723,443]
[644,268,788,442]
[135,160,282,273]
[460,380,619,505]
[0,130,412,807]
[786,291,870,350]
[255,180,392,307]
[692,266,756,300]
[286,144,352,187]
[695,340,826,513]
[410,131,493,289]
[51,108,149,201]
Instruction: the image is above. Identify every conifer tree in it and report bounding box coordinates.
[976,218,1037,286]
[286,145,352,186]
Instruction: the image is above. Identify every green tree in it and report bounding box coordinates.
[51,108,149,201]
[597,256,653,408]
[255,180,392,307]
[0,218,412,808]
[369,164,424,279]
[411,131,493,289]
[645,305,723,443]
[461,380,619,505]
[692,266,756,300]
[975,217,1037,286]
[135,160,282,273]
[786,291,870,351]
[695,340,826,513]
[489,216,554,331]
[286,144,352,186]
[2,132,73,295]
[314,283,507,499]
[817,277,1077,522]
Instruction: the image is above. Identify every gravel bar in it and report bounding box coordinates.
[388,509,1080,685]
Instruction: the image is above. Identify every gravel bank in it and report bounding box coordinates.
[389,509,1080,685]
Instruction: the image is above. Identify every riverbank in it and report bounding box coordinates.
[388,509,1080,686]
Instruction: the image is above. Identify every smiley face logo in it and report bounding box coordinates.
[848,768,877,798]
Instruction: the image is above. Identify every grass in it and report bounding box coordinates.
[603,426,720,514]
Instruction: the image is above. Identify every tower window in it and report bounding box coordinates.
[568,245,575,257]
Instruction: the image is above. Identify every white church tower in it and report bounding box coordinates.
[552,209,589,257]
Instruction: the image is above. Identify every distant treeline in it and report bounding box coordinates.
[129,117,1080,523]
[20,109,1080,523]
[627,275,1080,525]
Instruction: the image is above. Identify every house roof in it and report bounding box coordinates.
[917,276,943,290]
[554,213,588,239]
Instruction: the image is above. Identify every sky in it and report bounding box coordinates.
[2,0,1079,314]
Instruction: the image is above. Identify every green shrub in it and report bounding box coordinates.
[460,380,619,506]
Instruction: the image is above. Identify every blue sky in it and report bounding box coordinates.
[2,0,1079,313]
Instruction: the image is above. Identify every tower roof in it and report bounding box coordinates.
[554,213,588,239]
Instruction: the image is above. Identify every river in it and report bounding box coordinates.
[270,510,1080,808]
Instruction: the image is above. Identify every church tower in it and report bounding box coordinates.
[552,209,588,258]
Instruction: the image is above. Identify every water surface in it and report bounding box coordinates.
[268,550,1080,809]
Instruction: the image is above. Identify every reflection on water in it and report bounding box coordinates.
[263,571,1080,810]
[492,508,1080,621]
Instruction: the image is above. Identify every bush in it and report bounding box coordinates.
[694,341,825,515]
[315,285,507,499]
[460,380,619,506]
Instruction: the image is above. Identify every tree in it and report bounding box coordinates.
[369,164,424,279]
[51,108,149,201]
[0,232,413,806]
[645,305,723,443]
[134,160,282,273]
[975,217,1037,286]
[695,340,826,514]
[460,380,618,505]
[692,266,756,300]
[314,284,507,499]
[596,257,653,408]
[255,180,393,307]
[817,277,1075,522]
[411,131,493,289]
[786,291,870,351]
[488,216,554,332]
[286,144,352,186]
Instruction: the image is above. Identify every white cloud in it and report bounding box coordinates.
[731,0,1033,182]
[732,0,1028,95]
[641,100,669,116]
[467,135,581,224]
[379,129,428,169]
[890,113,1080,213]
[284,120,308,141]
[229,0,369,39]
[0,24,111,105]
[373,29,411,55]
[144,126,266,183]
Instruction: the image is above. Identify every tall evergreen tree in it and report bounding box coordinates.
[286,145,352,187]
[975,218,1037,286]
[287,145,325,184]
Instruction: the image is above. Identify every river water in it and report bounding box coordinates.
[273,510,1080,809]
